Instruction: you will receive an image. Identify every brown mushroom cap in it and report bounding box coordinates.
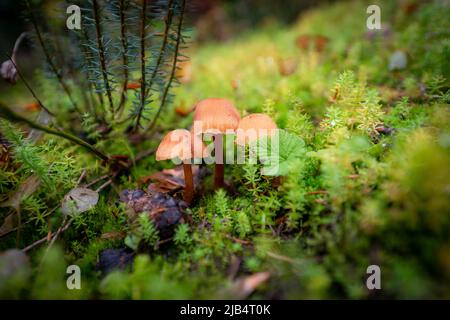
[236,113,278,145]
[156,129,206,162]
[193,98,241,134]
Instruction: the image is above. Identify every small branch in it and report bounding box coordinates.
[146,0,186,133]
[0,103,110,162]
[117,0,129,114]
[306,190,329,195]
[92,0,115,118]
[132,0,148,132]
[23,216,72,253]
[95,179,112,192]
[266,251,302,265]
[133,0,175,132]
[25,0,79,113]
[5,55,54,116]
[145,0,174,98]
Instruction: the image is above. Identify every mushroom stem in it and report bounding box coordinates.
[214,163,224,189]
[182,162,194,204]
[213,134,225,189]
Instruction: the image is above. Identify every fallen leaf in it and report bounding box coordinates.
[0,175,41,211]
[126,82,141,90]
[61,187,99,216]
[175,104,195,117]
[0,214,17,237]
[24,102,39,111]
[142,165,208,194]
[230,272,270,299]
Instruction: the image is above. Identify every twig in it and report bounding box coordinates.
[25,0,79,113]
[92,0,115,118]
[133,0,174,132]
[117,0,129,114]
[145,0,186,133]
[5,55,54,116]
[134,148,155,163]
[22,216,72,253]
[266,251,302,265]
[133,0,148,132]
[84,173,110,188]
[224,234,252,245]
[146,0,174,96]
[306,190,329,195]
[0,103,110,162]
[76,170,87,185]
[95,179,112,192]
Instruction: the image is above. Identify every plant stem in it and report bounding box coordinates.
[213,133,225,189]
[132,0,148,132]
[117,0,129,114]
[146,0,186,134]
[79,26,104,121]
[6,55,54,117]
[214,163,225,189]
[183,162,194,204]
[25,0,79,114]
[0,103,109,162]
[145,0,174,97]
[92,0,115,119]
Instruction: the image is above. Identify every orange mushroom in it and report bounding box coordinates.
[236,113,278,146]
[192,98,240,189]
[156,129,206,203]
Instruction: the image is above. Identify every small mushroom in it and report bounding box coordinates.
[192,98,240,189]
[156,129,205,204]
[236,113,278,146]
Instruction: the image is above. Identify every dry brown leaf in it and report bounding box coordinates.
[143,165,207,194]
[0,175,40,211]
[0,214,17,237]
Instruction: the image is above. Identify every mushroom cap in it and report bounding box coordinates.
[156,129,206,161]
[193,98,240,134]
[236,113,278,145]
